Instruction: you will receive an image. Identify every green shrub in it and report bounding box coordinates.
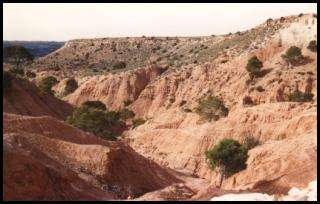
[195,96,228,121]
[286,91,313,102]
[307,40,317,52]
[242,136,260,150]
[205,138,248,176]
[105,111,121,122]
[38,76,58,94]
[246,56,263,77]
[119,108,135,120]
[123,99,133,107]
[82,100,107,111]
[3,71,13,92]
[132,118,146,128]
[113,61,126,70]
[183,108,192,113]
[67,105,120,141]
[281,46,303,63]
[64,78,78,96]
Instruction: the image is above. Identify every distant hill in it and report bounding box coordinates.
[3,41,65,58]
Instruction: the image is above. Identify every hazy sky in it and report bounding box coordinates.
[3,3,317,41]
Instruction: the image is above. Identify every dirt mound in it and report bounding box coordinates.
[4,133,116,201]
[3,113,181,200]
[3,75,73,120]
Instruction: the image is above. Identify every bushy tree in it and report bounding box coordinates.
[281,46,303,63]
[66,105,121,141]
[246,56,263,77]
[64,78,78,96]
[82,100,107,111]
[3,45,33,69]
[119,108,135,120]
[195,96,229,121]
[307,40,317,52]
[132,118,146,128]
[123,99,133,107]
[205,138,248,176]
[38,76,58,94]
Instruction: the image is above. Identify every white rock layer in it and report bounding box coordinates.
[211,179,317,201]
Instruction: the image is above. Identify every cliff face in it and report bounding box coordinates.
[64,65,166,110]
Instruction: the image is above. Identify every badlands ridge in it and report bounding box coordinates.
[3,14,317,200]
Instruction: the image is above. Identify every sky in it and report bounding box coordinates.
[3,3,317,41]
